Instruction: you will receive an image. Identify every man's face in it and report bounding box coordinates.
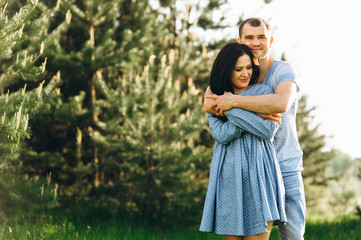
[238,23,273,61]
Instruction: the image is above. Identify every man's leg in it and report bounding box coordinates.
[278,171,306,240]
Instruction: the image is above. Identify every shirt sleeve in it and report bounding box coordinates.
[276,62,300,92]
[225,108,279,140]
[207,113,243,145]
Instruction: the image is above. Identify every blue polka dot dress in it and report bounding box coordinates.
[199,84,287,236]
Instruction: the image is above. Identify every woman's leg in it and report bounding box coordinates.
[243,221,273,240]
[225,235,243,240]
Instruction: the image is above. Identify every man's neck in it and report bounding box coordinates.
[258,56,273,84]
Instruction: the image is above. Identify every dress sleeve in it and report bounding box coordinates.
[207,113,243,145]
[225,108,278,140]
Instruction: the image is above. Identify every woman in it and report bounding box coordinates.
[199,42,286,240]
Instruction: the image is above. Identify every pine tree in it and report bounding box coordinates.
[18,0,231,225]
[22,0,169,194]
[93,54,211,224]
[1,0,69,158]
[0,0,40,159]
[296,95,335,209]
[0,0,57,219]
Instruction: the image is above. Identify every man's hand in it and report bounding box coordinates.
[204,86,216,114]
[207,98,226,117]
[203,87,227,116]
[257,113,283,125]
[206,92,237,113]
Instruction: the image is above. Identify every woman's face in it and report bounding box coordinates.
[231,54,253,93]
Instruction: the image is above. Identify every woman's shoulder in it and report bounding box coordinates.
[249,84,274,95]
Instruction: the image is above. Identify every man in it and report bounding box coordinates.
[204,18,306,240]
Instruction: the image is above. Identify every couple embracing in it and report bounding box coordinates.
[199,18,306,240]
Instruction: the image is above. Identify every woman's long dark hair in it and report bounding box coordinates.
[209,42,260,95]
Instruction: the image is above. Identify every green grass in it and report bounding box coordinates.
[1,214,360,239]
[302,214,361,240]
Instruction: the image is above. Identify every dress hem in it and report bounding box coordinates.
[199,218,286,236]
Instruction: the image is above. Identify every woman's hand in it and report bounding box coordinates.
[257,113,283,125]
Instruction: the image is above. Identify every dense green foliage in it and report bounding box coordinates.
[9,0,229,225]
[0,0,41,161]
[0,0,59,221]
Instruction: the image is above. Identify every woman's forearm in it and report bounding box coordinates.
[207,114,243,144]
[226,108,279,140]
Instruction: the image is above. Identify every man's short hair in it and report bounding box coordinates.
[238,18,271,38]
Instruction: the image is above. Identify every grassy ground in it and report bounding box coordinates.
[1,214,360,239]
